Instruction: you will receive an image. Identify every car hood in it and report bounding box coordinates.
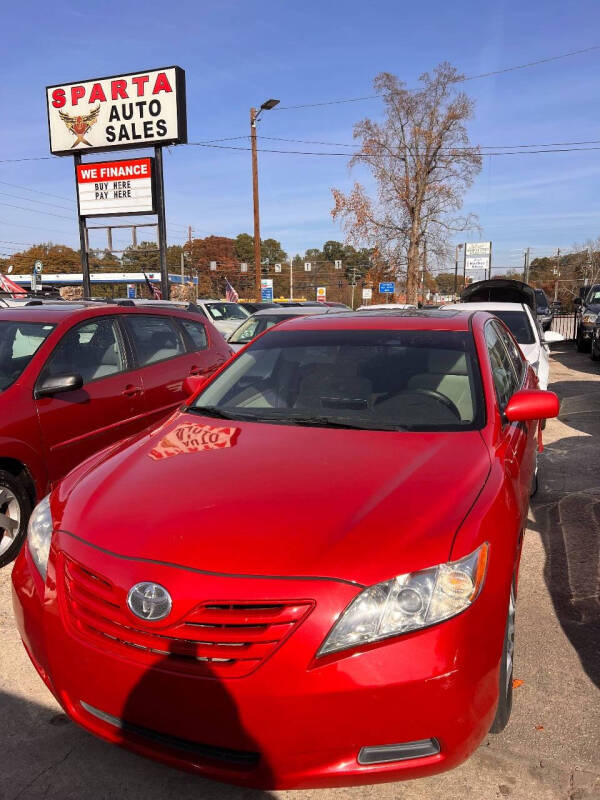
[211,319,245,337]
[55,413,491,586]
[461,279,536,311]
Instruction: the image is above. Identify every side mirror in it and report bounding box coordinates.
[505,389,559,422]
[543,330,564,344]
[183,375,208,400]
[35,373,84,399]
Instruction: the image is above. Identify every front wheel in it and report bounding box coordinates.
[0,471,31,568]
[591,339,600,361]
[490,582,515,733]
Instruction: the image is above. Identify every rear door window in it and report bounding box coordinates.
[41,317,126,385]
[179,319,208,351]
[124,315,186,367]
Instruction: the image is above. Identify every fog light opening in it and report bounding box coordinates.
[358,738,440,765]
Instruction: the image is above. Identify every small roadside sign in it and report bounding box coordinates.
[34,260,43,274]
[261,278,274,302]
[379,282,395,294]
[362,287,372,300]
[316,286,326,302]
[30,273,39,292]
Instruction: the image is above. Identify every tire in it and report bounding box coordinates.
[490,582,515,733]
[591,339,600,361]
[0,471,32,568]
[576,332,585,352]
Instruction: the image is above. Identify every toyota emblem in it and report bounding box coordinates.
[127,582,172,621]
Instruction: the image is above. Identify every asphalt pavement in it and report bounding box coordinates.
[0,343,598,800]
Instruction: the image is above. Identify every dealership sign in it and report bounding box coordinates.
[465,241,492,271]
[76,157,155,216]
[46,67,187,155]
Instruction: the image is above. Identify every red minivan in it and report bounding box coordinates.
[0,302,232,566]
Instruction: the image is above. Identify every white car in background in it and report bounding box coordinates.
[194,299,250,338]
[442,301,562,390]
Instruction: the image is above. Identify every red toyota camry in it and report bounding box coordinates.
[12,310,559,789]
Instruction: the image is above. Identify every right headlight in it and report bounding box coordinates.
[317,543,488,657]
[582,312,598,324]
[27,495,53,580]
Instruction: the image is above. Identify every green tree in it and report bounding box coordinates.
[234,233,254,265]
[262,238,287,265]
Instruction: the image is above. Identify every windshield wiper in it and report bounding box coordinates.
[187,405,240,420]
[282,415,407,431]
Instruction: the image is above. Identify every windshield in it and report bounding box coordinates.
[191,329,484,432]
[205,302,249,322]
[0,321,55,391]
[229,315,292,344]
[491,310,535,345]
[586,289,600,304]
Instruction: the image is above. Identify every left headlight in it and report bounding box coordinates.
[582,312,598,324]
[317,543,488,657]
[27,495,53,580]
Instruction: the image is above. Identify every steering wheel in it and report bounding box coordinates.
[395,388,462,420]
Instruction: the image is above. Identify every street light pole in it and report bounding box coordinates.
[250,98,280,301]
[250,107,261,302]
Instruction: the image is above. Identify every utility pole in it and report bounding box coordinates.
[289,260,293,301]
[553,248,561,303]
[250,107,262,302]
[454,243,463,298]
[523,247,530,283]
[180,252,185,285]
[350,266,357,308]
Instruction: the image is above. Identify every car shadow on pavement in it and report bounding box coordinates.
[0,683,276,800]
[528,354,600,691]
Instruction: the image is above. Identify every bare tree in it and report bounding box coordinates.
[331,65,482,304]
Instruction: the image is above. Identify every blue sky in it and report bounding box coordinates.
[1,0,600,274]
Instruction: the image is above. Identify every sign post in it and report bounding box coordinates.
[46,67,187,300]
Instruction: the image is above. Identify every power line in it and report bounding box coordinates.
[0,191,72,212]
[0,201,74,220]
[257,135,600,151]
[0,180,73,203]
[188,141,600,157]
[274,44,600,110]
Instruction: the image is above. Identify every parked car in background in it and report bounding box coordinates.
[227,305,345,352]
[534,288,553,331]
[193,299,250,338]
[13,309,559,789]
[239,302,278,314]
[0,303,232,567]
[443,302,563,391]
[357,303,417,311]
[575,284,600,352]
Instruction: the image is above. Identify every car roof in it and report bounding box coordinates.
[252,306,339,318]
[271,309,473,332]
[442,302,527,312]
[0,302,203,324]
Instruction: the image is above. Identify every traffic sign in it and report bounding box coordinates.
[379,282,395,294]
[316,286,326,302]
[34,260,43,274]
[362,287,372,300]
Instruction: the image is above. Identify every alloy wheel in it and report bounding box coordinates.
[505,584,516,697]
[0,486,21,557]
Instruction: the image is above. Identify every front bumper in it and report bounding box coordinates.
[12,533,502,790]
